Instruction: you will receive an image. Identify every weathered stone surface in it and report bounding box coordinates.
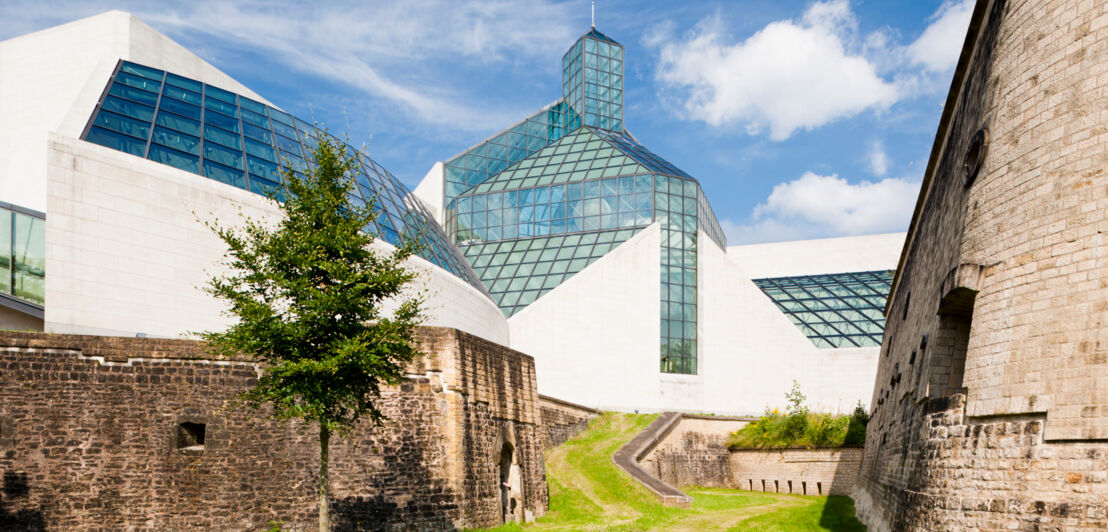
[855,0,1108,529]
[537,395,598,449]
[0,327,547,531]
[731,448,862,496]
[639,415,752,489]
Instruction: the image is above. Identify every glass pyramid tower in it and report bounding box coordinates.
[444,28,726,374]
[81,60,486,294]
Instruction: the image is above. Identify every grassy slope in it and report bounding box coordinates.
[470,412,865,532]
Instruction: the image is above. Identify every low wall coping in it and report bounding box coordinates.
[612,412,692,508]
[538,394,601,414]
[729,445,864,452]
[680,414,757,422]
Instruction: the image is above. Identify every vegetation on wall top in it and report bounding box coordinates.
[728,381,869,450]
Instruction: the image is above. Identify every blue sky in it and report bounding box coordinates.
[2,0,973,244]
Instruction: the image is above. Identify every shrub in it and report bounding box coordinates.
[843,401,869,446]
[727,384,866,449]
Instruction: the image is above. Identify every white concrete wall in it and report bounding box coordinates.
[508,226,878,415]
[698,231,823,414]
[412,162,445,224]
[811,346,879,414]
[727,232,905,278]
[508,224,661,411]
[0,10,272,213]
[44,134,508,344]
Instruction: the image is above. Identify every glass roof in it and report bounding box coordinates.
[443,101,571,205]
[583,28,620,44]
[752,270,894,348]
[82,60,487,294]
[459,128,649,195]
[461,227,642,317]
[589,128,692,179]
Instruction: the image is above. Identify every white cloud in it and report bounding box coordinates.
[0,0,577,129]
[725,172,919,244]
[868,141,889,176]
[651,0,898,140]
[907,0,975,72]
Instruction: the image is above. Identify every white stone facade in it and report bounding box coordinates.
[507,226,888,415]
[2,11,509,345]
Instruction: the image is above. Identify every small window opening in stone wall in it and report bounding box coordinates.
[787,480,793,493]
[774,480,779,493]
[817,482,823,495]
[963,128,989,187]
[802,481,807,495]
[177,422,205,450]
[761,479,766,492]
[932,288,975,397]
[902,292,911,320]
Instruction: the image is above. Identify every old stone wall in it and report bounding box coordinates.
[639,415,751,488]
[537,395,599,449]
[730,448,862,496]
[0,327,546,531]
[856,0,1108,530]
[855,394,1107,531]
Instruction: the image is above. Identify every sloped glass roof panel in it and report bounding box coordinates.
[588,127,691,179]
[460,129,648,196]
[443,101,571,204]
[752,270,895,348]
[82,60,487,295]
[462,227,642,317]
[584,28,620,45]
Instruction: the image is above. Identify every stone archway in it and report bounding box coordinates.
[498,442,515,523]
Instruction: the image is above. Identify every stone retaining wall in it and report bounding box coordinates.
[730,447,862,496]
[0,328,547,531]
[537,394,598,449]
[639,415,751,488]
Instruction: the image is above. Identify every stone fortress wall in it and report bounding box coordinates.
[0,327,547,531]
[537,394,599,449]
[854,0,1108,530]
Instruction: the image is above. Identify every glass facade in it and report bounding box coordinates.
[444,28,725,374]
[0,206,45,307]
[752,270,894,348]
[442,101,572,206]
[562,29,623,131]
[83,61,486,293]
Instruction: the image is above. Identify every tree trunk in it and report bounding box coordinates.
[319,424,330,532]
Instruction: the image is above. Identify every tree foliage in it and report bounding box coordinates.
[202,133,425,431]
[201,133,426,531]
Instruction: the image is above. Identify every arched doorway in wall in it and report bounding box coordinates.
[499,442,515,523]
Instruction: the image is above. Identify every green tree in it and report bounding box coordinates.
[202,133,424,532]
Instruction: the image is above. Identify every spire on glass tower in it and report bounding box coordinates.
[561,26,623,131]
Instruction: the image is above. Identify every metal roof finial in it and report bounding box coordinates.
[591,1,595,28]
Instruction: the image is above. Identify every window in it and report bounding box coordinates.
[177,422,205,450]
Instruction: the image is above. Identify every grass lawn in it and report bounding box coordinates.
[469,413,866,532]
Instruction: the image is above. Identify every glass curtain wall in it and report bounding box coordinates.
[562,29,623,131]
[443,102,571,206]
[0,207,45,306]
[444,27,727,374]
[82,60,485,293]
